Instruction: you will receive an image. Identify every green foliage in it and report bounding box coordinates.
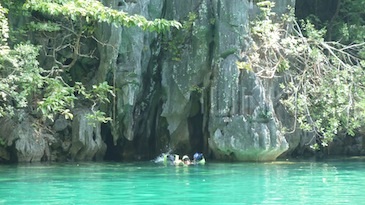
[0,0,181,125]
[244,2,365,149]
[0,39,113,122]
[0,33,45,116]
[256,105,272,123]
[75,81,114,124]
[163,12,197,61]
[28,21,61,32]
[0,2,114,122]
[38,77,77,120]
[23,0,181,32]
[0,5,9,44]
[86,110,112,125]
[328,0,365,43]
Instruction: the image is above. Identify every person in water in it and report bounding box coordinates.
[175,153,204,165]
[182,155,191,165]
[163,153,205,165]
[173,154,184,166]
[171,155,191,166]
[193,152,205,165]
[166,154,175,163]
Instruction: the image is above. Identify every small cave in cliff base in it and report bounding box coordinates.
[188,92,204,153]
[102,124,123,161]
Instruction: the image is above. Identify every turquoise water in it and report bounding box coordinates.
[0,159,365,204]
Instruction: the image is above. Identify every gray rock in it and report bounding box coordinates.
[69,109,107,161]
[0,147,10,161]
[53,117,69,132]
[206,0,289,161]
[101,0,294,160]
[0,116,48,162]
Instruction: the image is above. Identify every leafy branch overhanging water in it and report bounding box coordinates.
[238,1,365,149]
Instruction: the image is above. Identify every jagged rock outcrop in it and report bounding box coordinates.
[0,109,106,162]
[160,0,213,154]
[91,0,295,161]
[69,109,107,161]
[105,0,292,161]
[0,115,53,162]
[208,0,286,161]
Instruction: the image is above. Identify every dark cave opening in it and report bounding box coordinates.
[188,91,204,154]
[102,124,123,161]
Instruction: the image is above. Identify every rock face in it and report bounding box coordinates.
[100,0,292,161]
[160,0,213,155]
[0,110,106,162]
[0,115,52,162]
[3,0,362,163]
[69,109,107,161]
[206,1,289,161]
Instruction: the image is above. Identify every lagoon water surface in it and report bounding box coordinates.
[0,159,364,204]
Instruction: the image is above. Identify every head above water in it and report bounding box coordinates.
[182,155,190,161]
[193,153,203,161]
[167,154,175,162]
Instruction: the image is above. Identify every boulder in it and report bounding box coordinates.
[0,116,49,162]
[53,116,70,132]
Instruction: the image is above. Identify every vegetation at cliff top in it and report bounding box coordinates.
[239,0,365,149]
[0,0,181,123]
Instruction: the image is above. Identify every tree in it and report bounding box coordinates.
[239,1,365,150]
[0,0,181,122]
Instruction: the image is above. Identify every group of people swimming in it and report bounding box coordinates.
[163,152,205,166]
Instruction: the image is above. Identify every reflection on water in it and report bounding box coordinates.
[0,160,365,204]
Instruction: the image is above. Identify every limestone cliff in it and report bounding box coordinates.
[99,0,294,161]
[1,0,362,163]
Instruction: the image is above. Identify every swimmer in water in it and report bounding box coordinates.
[182,155,191,165]
[193,152,205,165]
[173,154,183,166]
